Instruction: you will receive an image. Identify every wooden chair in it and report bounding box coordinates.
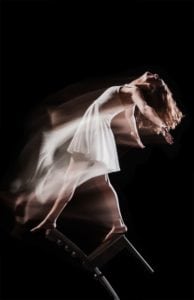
[45,228,154,300]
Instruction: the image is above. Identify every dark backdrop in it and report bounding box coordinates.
[0,1,193,300]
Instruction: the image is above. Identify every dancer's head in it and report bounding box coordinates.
[133,71,183,132]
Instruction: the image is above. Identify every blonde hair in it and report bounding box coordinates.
[135,80,183,134]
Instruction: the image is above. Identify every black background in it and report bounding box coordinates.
[0,0,193,299]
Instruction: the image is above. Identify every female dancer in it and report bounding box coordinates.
[11,72,183,241]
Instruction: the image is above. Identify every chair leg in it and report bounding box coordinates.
[123,236,154,273]
[87,234,154,273]
[93,267,120,300]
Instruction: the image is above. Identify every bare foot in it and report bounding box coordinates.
[103,224,128,243]
[31,219,56,233]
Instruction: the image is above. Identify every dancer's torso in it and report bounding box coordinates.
[97,86,133,121]
[97,86,124,119]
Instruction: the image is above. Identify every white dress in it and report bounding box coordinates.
[67,86,123,172]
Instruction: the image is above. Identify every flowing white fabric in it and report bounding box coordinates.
[34,86,125,202]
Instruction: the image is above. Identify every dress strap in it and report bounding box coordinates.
[117,84,134,94]
[123,84,134,88]
[117,86,122,93]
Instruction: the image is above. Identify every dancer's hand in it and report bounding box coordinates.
[161,127,174,144]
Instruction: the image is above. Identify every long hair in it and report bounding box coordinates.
[135,80,183,134]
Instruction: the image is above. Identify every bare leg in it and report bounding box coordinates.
[31,156,89,232]
[103,176,127,241]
